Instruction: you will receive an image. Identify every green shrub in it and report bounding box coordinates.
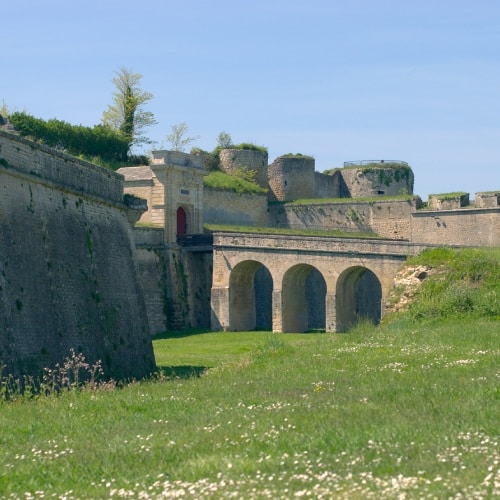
[9,112,129,163]
[231,142,268,153]
[404,248,500,321]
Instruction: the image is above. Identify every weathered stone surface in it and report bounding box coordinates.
[0,131,156,381]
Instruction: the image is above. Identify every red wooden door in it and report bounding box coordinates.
[176,207,187,236]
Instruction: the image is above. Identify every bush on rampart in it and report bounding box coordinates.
[9,112,129,163]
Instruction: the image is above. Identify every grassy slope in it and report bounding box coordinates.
[0,248,498,498]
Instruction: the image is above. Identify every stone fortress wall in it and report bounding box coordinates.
[119,148,498,335]
[1,126,498,372]
[200,151,498,246]
[0,130,156,380]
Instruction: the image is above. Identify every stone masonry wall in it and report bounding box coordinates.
[268,156,315,201]
[476,191,500,208]
[132,228,168,335]
[269,198,417,240]
[411,208,500,247]
[314,171,341,199]
[203,188,268,227]
[339,166,414,198]
[0,131,156,380]
[219,149,269,189]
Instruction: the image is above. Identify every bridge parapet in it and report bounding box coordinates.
[212,232,430,258]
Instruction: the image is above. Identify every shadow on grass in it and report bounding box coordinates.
[153,328,213,340]
[156,365,209,380]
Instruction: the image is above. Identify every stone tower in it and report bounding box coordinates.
[219,148,269,190]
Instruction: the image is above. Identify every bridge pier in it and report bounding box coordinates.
[272,290,283,333]
[210,286,230,331]
[325,293,336,333]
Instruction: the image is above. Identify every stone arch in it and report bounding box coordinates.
[336,266,382,332]
[229,260,273,331]
[282,264,326,333]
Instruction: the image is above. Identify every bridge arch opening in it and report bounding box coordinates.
[229,260,273,331]
[282,264,326,333]
[336,266,382,332]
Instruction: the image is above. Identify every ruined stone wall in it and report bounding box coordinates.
[203,188,268,227]
[268,198,417,240]
[411,208,500,247]
[339,166,414,198]
[219,149,269,189]
[314,171,341,199]
[428,193,469,210]
[0,131,155,380]
[268,156,315,201]
[476,191,500,208]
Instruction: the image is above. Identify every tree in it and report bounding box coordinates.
[102,67,157,154]
[216,131,233,149]
[165,122,200,152]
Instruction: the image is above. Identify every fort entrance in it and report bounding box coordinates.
[211,233,423,333]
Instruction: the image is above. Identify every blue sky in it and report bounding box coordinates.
[2,0,499,199]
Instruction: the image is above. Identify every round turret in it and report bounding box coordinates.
[268,154,315,201]
[219,147,269,189]
[340,161,414,198]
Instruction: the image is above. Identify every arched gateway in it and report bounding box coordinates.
[211,232,418,333]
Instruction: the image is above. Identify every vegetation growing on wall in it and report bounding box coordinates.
[204,223,380,239]
[269,194,416,205]
[323,162,412,181]
[203,171,267,194]
[360,164,412,187]
[280,153,314,160]
[9,112,129,163]
[428,191,468,201]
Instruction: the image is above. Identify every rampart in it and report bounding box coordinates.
[411,207,500,247]
[203,188,268,227]
[0,131,156,380]
[269,198,417,240]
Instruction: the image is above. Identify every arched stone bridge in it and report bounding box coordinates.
[210,233,428,333]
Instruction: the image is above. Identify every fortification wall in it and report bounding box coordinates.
[314,171,341,199]
[0,130,123,203]
[203,188,268,227]
[268,156,315,201]
[219,149,269,189]
[132,228,168,334]
[0,131,155,380]
[339,166,414,198]
[411,208,500,247]
[269,198,417,240]
[476,191,500,208]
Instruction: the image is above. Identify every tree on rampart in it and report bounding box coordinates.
[102,67,157,154]
[164,122,200,152]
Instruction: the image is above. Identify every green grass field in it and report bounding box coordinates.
[0,248,498,498]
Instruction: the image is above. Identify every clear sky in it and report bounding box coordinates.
[2,0,499,200]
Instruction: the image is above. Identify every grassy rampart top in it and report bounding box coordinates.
[269,194,417,205]
[203,171,267,194]
[204,223,381,239]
